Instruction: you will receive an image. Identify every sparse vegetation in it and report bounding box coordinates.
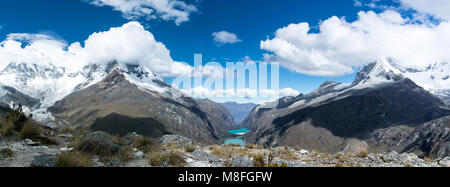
[6,104,30,132]
[149,152,186,167]
[0,120,14,136]
[133,136,158,153]
[424,157,433,162]
[19,121,42,140]
[72,136,117,157]
[56,151,93,167]
[253,154,265,167]
[245,144,263,149]
[185,145,196,153]
[56,126,73,135]
[115,146,135,162]
[356,150,369,158]
[0,148,14,159]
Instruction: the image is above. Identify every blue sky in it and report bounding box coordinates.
[0,0,447,103]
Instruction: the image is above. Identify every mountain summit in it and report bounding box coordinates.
[243,59,450,158]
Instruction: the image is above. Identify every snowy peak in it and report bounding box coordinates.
[352,58,404,86]
[356,58,450,98]
[0,60,180,122]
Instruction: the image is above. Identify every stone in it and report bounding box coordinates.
[59,147,74,152]
[190,150,222,163]
[58,133,73,138]
[439,157,450,167]
[106,159,121,167]
[24,139,40,146]
[79,131,121,154]
[230,156,253,167]
[135,151,144,159]
[299,149,309,155]
[160,135,193,148]
[31,154,56,167]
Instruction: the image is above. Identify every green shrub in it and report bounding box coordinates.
[185,145,196,153]
[0,120,14,136]
[253,154,265,167]
[133,136,158,153]
[19,121,42,140]
[56,151,93,167]
[356,150,368,158]
[115,146,135,162]
[0,148,14,159]
[149,152,186,167]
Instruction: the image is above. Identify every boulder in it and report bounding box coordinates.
[31,154,56,167]
[439,157,450,167]
[160,135,193,147]
[79,131,121,155]
[230,156,253,167]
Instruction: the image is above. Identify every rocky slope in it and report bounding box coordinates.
[48,65,235,144]
[1,132,448,167]
[243,60,450,158]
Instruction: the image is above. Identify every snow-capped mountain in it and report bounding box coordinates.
[0,61,177,123]
[243,59,450,157]
[376,58,450,100]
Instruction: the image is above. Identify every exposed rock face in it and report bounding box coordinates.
[31,154,57,167]
[243,60,450,156]
[49,69,235,144]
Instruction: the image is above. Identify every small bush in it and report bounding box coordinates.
[281,162,288,167]
[19,121,42,140]
[0,148,14,159]
[75,139,116,156]
[424,157,433,163]
[149,152,186,167]
[185,145,196,153]
[133,136,158,153]
[56,151,93,167]
[253,154,265,167]
[356,150,368,158]
[115,146,135,162]
[56,126,72,135]
[245,144,263,149]
[0,120,14,136]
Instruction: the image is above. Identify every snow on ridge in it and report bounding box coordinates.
[0,61,175,122]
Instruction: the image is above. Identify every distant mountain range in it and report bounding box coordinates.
[243,59,450,158]
[219,102,257,125]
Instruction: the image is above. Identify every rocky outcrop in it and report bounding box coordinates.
[370,115,450,158]
[31,154,57,167]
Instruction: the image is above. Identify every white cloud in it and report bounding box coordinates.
[0,21,192,77]
[261,10,450,77]
[399,0,450,21]
[180,87,300,104]
[212,31,242,45]
[85,0,197,25]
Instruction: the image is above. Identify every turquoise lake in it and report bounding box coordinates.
[223,139,246,146]
[223,128,251,146]
[227,128,251,134]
